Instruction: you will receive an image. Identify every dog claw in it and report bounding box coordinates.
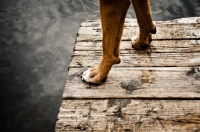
[116,58,121,64]
[150,26,156,34]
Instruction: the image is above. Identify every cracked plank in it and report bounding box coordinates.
[69,53,200,68]
[56,17,200,131]
[56,99,200,132]
[63,67,200,99]
[77,25,200,41]
[80,17,200,27]
[74,40,200,53]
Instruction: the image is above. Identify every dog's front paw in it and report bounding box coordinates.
[82,68,92,83]
[82,68,105,84]
[81,58,115,84]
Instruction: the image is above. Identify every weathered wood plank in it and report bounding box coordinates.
[70,53,200,68]
[56,99,200,132]
[80,17,200,27]
[63,67,200,99]
[77,26,200,41]
[77,20,200,42]
[74,40,200,53]
[72,40,200,68]
[56,18,200,131]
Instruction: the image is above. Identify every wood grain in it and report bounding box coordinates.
[80,17,200,27]
[77,18,200,42]
[56,99,200,132]
[64,67,200,99]
[76,25,200,41]
[56,17,200,131]
[74,40,200,53]
[70,53,200,68]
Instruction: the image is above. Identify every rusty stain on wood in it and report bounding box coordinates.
[55,17,200,131]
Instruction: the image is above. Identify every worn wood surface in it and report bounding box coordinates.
[77,18,200,41]
[76,26,200,41]
[70,54,200,67]
[74,40,200,53]
[56,100,200,132]
[55,17,200,131]
[64,67,200,99]
[80,17,200,27]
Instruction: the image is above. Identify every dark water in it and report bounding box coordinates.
[0,0,199,131]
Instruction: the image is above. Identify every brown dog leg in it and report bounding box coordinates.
[131,0,156,50]
[82,0,130,84]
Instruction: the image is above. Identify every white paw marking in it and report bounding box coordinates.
[82,69,91,82]
[131,35,138,44]
[82,68,90,76]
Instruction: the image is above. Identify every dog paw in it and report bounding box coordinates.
[82,59,114,84]
[82,68,103,84]
[131,35,138,43]
[131,34,152,50]
[81,67,108,84]
[82,68,91,82]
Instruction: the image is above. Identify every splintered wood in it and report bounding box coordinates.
[56,17,200,132]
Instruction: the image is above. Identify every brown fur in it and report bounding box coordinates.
[83,0,156,84]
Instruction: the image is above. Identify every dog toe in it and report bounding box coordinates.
[82,69,91,82]
[82,68,90,76]
[131,35,138,43]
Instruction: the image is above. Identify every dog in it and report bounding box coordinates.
[82,0,156,84]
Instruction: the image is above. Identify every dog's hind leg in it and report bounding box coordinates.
[131,0,156,50]
[82,0,130,84]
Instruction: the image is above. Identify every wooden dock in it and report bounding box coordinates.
[55,17,200,132]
